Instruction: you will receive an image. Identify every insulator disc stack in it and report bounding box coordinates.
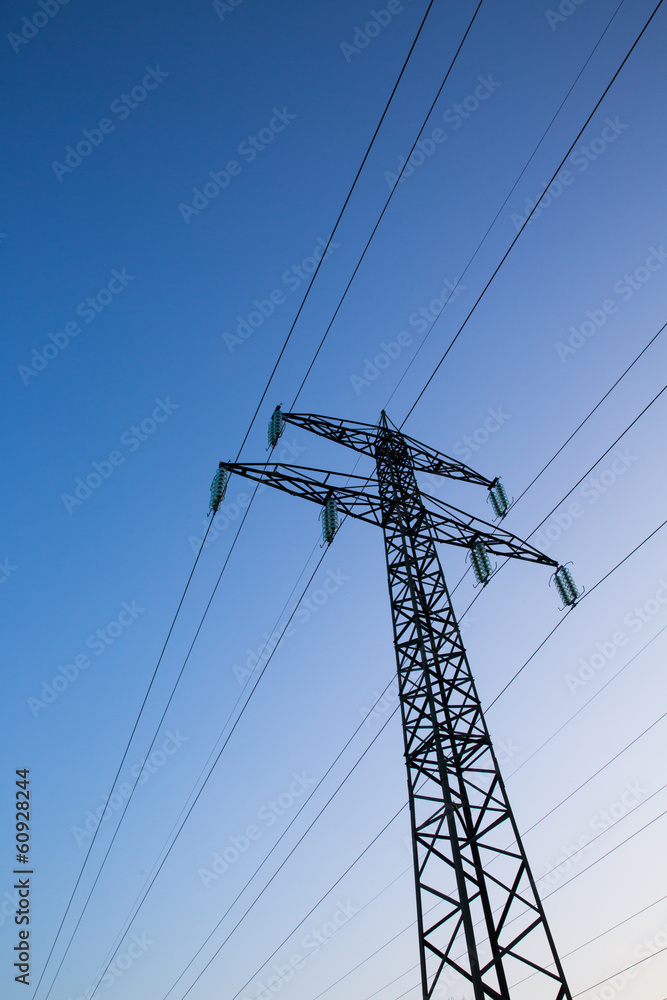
[553,565,580,606]
[268,405,284,448]
[209,464,229,515]
[470,540,492,585]
[322,496,338,545]
[488,480,510,519]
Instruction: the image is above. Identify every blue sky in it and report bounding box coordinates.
[2,0,667,998]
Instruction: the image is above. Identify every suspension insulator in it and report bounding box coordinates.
[268,405,284,448]
[488,480,510,519]
[322,496,338,545]
[209,464,229,515]
[553,565,580,607]
[470,540,492,585]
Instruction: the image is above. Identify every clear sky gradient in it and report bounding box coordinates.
[2,1,667,999]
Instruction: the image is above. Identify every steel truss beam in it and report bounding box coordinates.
[281,411,495,486]
[218,412,571,999]
[219,462,557,567]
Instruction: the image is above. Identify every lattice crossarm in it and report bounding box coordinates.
[218,461,384,527]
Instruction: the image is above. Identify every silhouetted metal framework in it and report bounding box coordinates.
[218,411,572,1000]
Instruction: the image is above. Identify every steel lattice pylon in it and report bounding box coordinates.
[215,410,573,1000]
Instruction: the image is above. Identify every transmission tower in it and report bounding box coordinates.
[211,409,578,1000]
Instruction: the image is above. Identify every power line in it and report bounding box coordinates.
[400,0,665,426]
[512,892,667,988]
[356,887,667,1000]
[31,516,214,1000]
[507,622,667,782]
[446,373,667,751]
[469,707,667,884]
[39,474,284,1000]
[513,321,666,506]
[71,541,335,1000]
[308,897,428,1000]
[538,781,667,884]
[572,947,667,997]
[533,803,667,910]
[74,530,323,990]
[289,0,486,409]
[82,6,531,986]
[293,1,646,615]
[486,513,667,709]
[210,45,667,976]
[446,319,665,604]
[448,372,667,694]
[533,383,666,533]
[37,4,665,997]
[151,394,664,997]
[166,513,667,1000]
[237,0,438,454]
[360,968,419,1000]
[73,495,397,1000]
[51,14,667,988]
[228,800,409,1000]
[322,887,667,1000]
[383,0,627,411]
[274,529,667,996]
[356,796,667,1000]
[161,705,403,1000]
[215,434,666,1000]
[187,715,667,1000]
[190,390,667,995]
[117,396,666,1000]
[39,3,454,967]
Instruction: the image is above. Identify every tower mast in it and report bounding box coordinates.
[213,409,576,999]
